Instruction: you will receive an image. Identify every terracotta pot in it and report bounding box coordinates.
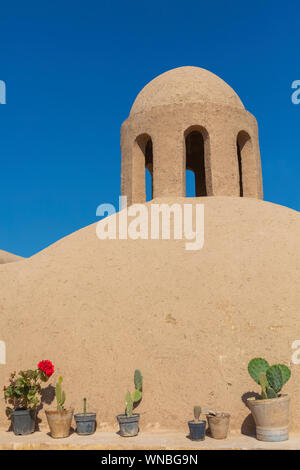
[247,394,290,442]
[207,412,230,439]
[45,409,74,438]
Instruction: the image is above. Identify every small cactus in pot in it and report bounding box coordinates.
[247,357,291,442]
[117,369,143,437]
[45,376,74,439]
[188,406,213,441]
[74,397,97,435]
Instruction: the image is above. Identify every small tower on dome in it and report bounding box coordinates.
[121,66,263,205]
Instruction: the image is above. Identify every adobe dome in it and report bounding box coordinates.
[130,66,244,115]
[0,197,299,433]
[0,249,23,264]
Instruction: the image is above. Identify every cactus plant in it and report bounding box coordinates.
[248,358,291,399]
[83,397,87,416]
[56,376,66,411]
[194,406,201,422]
[125,370,143,417]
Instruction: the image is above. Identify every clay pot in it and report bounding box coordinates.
[247,394,290,442]
[11,408,36,435]
[74,412,96,435]
[117,413,140,437]
[45,409,74,438]
[188,420,206,441]
[207,412,230,439]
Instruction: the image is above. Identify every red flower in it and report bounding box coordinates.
[38,360,54,378]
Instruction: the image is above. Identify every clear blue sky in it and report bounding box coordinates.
[0,1,299,257]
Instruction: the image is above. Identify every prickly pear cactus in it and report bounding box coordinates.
[248,358,270,384]
[248,358,291,400]
[125,370,143,417]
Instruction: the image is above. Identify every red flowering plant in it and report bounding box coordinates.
[3,360,54,416]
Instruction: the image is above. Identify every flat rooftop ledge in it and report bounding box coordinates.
[0,431,299,450]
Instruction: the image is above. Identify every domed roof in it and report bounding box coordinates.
[0,249,24,264]
[130,66,244,115]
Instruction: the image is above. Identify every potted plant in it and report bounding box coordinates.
[3,360,54,435]
[247,357,291,442]
[188,406,207,441]
[207,411,230,439]
[187,406,217,441]
[45,376,74,438]
[74,397,96,435]
[116,369,143,437]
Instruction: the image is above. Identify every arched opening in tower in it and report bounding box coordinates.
[145,138,153,201]
[134,134,153,203]
[236,131,254,198]
[185,130,207,196]
[237,137,244,197]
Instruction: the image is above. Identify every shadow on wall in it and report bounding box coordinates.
[36,384,56,431]
[241,391,261,436]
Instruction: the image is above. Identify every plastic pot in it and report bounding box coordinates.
[247,394,290,442]
[45,409,74,438]
[74,412,96,435]
[11,408,35,435]
[207,412,230,439]
[188,420,206,441]
[117,413,140,437]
